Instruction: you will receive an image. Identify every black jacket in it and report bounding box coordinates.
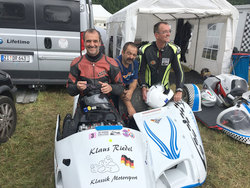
[139,42,184,91]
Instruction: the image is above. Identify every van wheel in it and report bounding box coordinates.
[0,96,17,143]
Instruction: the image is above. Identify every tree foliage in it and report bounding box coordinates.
[92,0,133,14]
[92,0,249,14]
[227,0,250,5]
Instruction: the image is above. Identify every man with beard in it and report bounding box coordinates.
[115,42,139,117]
[66,28,124,123]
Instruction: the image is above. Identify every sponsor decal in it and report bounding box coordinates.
[121,155,134,168]
[89,147,110,155]
[174,102,206,169]
[98,131,109,136]
[7,39,30,44]
[122,129,130,137]
[150,118,162,124]
[98,70,107,77]
[89,132,97,139]
[89,144,133,155]
[122,129,135,138]
[111,175,137,182]
[89,130,122,140]
[161,58,170,66]
[113,144,133,152]
[90,175,138,185]
[129,132,135,138]
[58,38,68,49]
[90,176,110,185]
[110,130,121,136]
[150,60,156,65]
[83,106,97,112]
[90,155,119,173]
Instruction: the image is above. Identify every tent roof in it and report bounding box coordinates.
[106,0,239,75]
[108,0,238,22]
[93,4,112,21]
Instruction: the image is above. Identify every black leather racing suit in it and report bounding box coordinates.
[139,42,184,92]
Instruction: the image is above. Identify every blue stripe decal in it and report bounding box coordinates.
[143,123,165,152]
[192,84,200,112]
[216,124,250,138]
[144,121,173,159]
[181,178,206,188]
[242,103,250,114]
[143,117,180,160]
[95,125,123,130]
[168,117,180,159]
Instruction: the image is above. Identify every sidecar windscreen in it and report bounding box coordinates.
[219,109,250,133]
[81,93,111,110]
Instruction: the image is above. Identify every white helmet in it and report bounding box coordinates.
[146,84,174,108]
[201,89,216,107]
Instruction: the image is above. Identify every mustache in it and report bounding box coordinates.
[87,46,98,49]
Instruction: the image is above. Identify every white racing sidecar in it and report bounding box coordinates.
[54,84,207,188]
[185,74,250,144]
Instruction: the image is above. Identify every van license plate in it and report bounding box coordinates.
[0,54,30,62]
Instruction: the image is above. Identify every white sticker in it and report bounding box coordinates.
[58,38,68,49]
[161,58,170,66]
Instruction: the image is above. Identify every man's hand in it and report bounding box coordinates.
[174,91,182,102]
[124,89,133,101]
[99,81,112,94]
[142,87,148,101]
[77,81,87,91]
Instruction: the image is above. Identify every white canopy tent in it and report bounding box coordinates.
[106,0,239,75]
[93,4,112,29]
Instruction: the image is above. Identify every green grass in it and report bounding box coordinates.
[0,86,250,188]
[0,86,73,188]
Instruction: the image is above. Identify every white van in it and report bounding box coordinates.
[0,0,93,86]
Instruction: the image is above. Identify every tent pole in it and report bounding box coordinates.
[193,17,200,71]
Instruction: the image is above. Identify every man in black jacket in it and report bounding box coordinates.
[139,21,184,102]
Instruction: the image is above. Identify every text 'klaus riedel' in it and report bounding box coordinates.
[89,144,133,155]
[90,175,138,185]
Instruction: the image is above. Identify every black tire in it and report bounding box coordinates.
[183,84,196,108]
[0,96,17,143]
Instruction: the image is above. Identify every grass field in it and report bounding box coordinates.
[0,85,250,188]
